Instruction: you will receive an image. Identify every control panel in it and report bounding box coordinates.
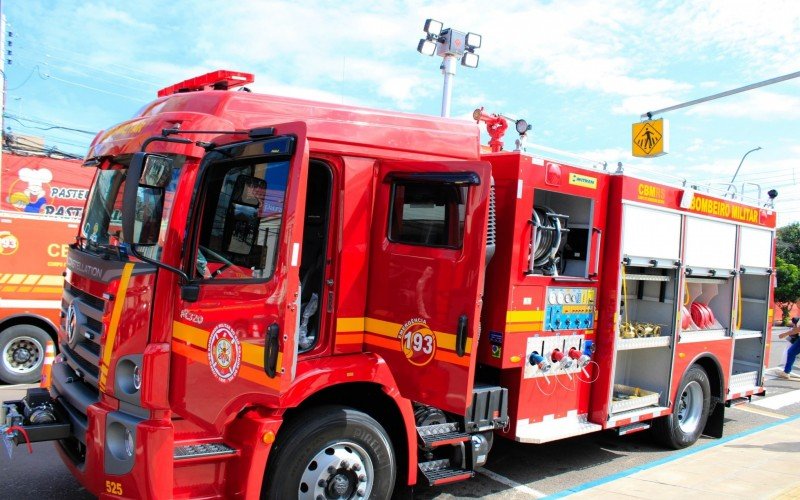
[544,287,596,331]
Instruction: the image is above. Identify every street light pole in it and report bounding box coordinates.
[727,146,762,198]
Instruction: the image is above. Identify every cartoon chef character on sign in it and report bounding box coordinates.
[11,167,53,213]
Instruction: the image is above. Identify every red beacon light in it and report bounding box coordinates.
[157,70,255,97]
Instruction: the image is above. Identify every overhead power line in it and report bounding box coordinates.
[11,55,154,96]
[4,113,97,135]
[12,33,163,85]
[35,67,149,103]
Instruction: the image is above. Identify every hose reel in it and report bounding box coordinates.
[527,206,569,276]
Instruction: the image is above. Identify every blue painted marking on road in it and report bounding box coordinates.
[545,412,800,499]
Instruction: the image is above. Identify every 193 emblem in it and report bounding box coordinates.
[207,323,241,383]
[397,318,436,366]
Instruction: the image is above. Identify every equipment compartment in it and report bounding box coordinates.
[681,276,732,342]
[530,189,594,278]
[610,384,660,413]
[611,348,671,413]
[619,266,677,341]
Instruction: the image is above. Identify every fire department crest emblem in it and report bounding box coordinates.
[207,323,241,383]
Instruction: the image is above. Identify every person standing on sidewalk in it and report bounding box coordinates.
[777,317,800,380]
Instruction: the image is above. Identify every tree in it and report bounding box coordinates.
[775,257,800,326]
[777,222,800,267]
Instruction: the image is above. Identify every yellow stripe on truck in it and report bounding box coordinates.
[98,263,135,392]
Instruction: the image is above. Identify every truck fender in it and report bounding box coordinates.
[278,352,419,485]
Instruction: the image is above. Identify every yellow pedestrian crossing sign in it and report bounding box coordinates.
[632,118,669,157]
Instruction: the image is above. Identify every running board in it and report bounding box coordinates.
[418,459,474,486]
[174,442,237,461]
[417,422,470,448]
[616,421,650,436]
[726,396,751,407]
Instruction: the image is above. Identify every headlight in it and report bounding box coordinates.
[132,364,141,391]
[117,358,141,394]
[124,428,135,457]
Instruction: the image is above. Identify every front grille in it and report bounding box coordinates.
[60,284,106,391]
[64,282,105,310]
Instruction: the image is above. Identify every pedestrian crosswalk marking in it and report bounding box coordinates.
[752,388,800,410]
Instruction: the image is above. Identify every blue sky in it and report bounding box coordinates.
[3,1,799,226]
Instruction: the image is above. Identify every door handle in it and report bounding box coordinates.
[456,314,468,357]
[265,323,280,378]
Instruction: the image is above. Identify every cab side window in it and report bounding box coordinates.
[194,160,289,280]
[389,181,467,248]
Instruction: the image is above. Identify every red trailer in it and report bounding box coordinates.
[1,71,777,499]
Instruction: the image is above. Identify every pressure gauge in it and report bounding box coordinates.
[556,291,565,304]
[548,292,557,304]
[564,294,572,304]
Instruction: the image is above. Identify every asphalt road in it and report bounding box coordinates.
[1,328,798,499]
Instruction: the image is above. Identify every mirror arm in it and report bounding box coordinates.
[127,243,191,283]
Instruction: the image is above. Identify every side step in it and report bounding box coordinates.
[726,396,751,407]
[416,422,470,448]
[174,442,237,461]
[616,421,651,436]
[419,459,474,486]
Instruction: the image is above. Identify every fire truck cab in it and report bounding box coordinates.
[1,71,777,499]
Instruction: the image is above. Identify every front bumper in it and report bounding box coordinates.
[48,360,174,499]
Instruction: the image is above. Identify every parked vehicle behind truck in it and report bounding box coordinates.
[0,151,93,383]
[1,70,777,499]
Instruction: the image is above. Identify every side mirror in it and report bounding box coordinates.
[122,153,173,246]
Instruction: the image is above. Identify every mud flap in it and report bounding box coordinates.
[702,399,724,438]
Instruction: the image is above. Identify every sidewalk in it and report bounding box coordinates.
[560,416,800,499]
[0,383,35,402]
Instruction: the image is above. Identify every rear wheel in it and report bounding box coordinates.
[0,325,50,384]
[263,405,396,500]
[652,365,711,449]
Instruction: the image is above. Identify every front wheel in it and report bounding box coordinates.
[0,324,50,384]
[652,365,711,449]
[263,405,396,500]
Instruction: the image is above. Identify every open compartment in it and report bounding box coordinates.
[730,272,769,391]
[681,276,732,341]
[611,348,671,414]
[731,335,763,392]
[618,266,677,349]
[531,189,594,278]
[736,273,770,337]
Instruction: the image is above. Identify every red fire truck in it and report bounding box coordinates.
[2,71,777,499]
[0,151,93,383]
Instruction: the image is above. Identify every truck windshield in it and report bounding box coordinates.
[80,155,185,260]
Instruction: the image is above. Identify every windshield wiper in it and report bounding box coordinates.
[87,240,126,260]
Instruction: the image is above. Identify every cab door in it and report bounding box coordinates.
[366,160,490,415]
[170,123,308,424]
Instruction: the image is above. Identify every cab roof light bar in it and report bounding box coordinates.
[157,70,255,97]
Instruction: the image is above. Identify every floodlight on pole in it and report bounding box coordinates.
[416,19,481,117]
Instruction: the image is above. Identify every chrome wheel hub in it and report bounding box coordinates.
[299,441,373,499]
[677,380,703,433]
[2,335,44,374]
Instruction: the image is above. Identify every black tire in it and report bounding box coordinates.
[0,324,51,384]
[652,365,711,449]
[263,405,396,500]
